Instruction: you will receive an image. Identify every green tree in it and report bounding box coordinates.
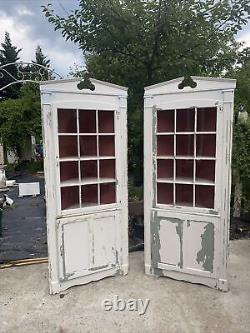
[0,83,42,156]
[32,45,52,80]
[231,47,250,215]
[0,32,22,99]
[43,0,249,183]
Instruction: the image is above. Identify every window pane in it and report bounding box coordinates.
[100,183,116,204]
[176,160,193,181]
[100,159,115,179]
[157,136,174,156]
[98,111,114,133]
[80,136,97,156]
[195,185,214,208]
[79,110,96,133]
[157,110,174,133]
[157,159,173,179]
[99,136,115,156]
[59,136,78,158]
[197,107,216,132]
[157,183,173,204]
[196,134,216,157]
[81,160,97,179]
[61,186,79,210]
[176,108,195,132]
[196,160,215,183]
[58,109,77,133]
[81,185,98,206]
[60,161,78,183]
[176,184,193,206]
[176,135,194,156]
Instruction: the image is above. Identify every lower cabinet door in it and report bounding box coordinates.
[57,210,120,283]
[151,210,222,288]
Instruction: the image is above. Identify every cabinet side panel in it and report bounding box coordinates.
[144,101,154,274]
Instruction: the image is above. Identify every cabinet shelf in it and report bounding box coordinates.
[82,177,116,185]
[59,156,79,162]
[157,156,216,160]
[157,156,174,159]
[58,133,78,136]
[157,131,216,135]
[78,133,115,136]
[60,178,116,187]
[157,178,174,183]
[157,132,175,135]
[157,178,215,186]
[196,156,216,160]
[59,156,116,162]
[176,177,193,184]
[195,179,215,186]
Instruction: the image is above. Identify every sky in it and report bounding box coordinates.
[0,0,249,78]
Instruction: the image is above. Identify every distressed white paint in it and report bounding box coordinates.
[19,182,40,197]
[63,220,90,276]
[144,76,236,290]
[183,221,210,272]
[40,78,128,294]
[159,219,180,266]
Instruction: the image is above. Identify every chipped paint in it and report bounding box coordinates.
[152,214,183,273]
[175,221,183,268]
[150,211,162,275]
[152,106,157,207]
[196,223,214,272]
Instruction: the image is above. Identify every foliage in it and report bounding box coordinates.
[5,160,43,174]
[128,179,143,202]
[32,45,52,80]
[232,121,250,182]
[232,120,250,213]
[233,47,250,113]
[43,0,249,184]
[0,83,42,155]
[43,0,249,83]
[230,48,250,213]
[0,37,52,159]
[0,32,22,99]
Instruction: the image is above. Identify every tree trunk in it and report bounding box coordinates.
[233,174,242,218]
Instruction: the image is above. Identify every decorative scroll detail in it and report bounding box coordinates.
[178,76,197,89]
[77,71,95,91]
[0,62,63,91]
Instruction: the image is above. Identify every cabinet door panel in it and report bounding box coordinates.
[58,212,118,281]
[62,220,90,278]
[183,221,215,273]
[158,218,181,266]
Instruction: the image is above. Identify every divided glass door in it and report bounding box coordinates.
[156,107,217,209]
[57,109,117,211]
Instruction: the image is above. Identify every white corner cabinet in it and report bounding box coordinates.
[40,78,128,294]
[144,76,236,291]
